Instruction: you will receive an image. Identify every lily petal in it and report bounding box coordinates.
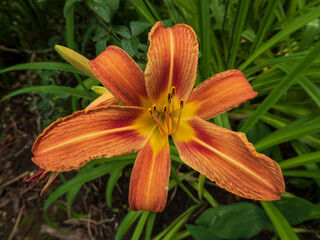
[173,117,285,200]
[32,106,154,172]
[129,131,170,212]
[55,45,96,78]
[145,21,198,106]
[85,90,117,110]
[184,70,257,120]
[90,46,149,107]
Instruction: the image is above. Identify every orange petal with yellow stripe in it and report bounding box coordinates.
[32,106,154,172]
[145,22,198,106]
[129,131,170,212]
[173,117,285,200]
[90,46,149,107]
[184,70,257,120]
[85,90,117,110]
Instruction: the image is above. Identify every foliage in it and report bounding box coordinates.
[1,0,320,239]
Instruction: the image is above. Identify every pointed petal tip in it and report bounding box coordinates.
[173,117,285,202]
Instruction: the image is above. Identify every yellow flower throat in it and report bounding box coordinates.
[148,87,184,136]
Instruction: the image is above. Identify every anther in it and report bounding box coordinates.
[180,99,184,108]
[163,105,167,114]
[167,93,171,104]
[152,104,157,112]
[148,107,153,115]
[171,87,176,96]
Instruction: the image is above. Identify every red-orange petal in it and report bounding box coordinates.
[173,117,285,200]
[32,106,154,172]
[184,70,257,120]
[129,131,170,212]
[145,22,198,106]
[90,46,149,107]
[85,90,117,110]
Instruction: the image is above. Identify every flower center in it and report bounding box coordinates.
[148,87,184,136]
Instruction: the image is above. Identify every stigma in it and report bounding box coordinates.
[148,87,184,136]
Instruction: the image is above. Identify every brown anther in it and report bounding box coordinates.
[152,104,157,112]
[168,93,171,104]
[148,107,153,115]
[171,87,176,96]
[180,99,184,108]
[163,105,167,114]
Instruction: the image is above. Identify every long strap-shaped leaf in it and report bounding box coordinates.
[261,201,299,240]
[239,6,320,70]
[1,85,97,103]
[0,62,83,75]
[239,40,320,133]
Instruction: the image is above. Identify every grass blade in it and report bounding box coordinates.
[239,40,320,133]
[1,85,97,103]
[239,6,320,70]
[0,62,84,75]
[261,201,299,240]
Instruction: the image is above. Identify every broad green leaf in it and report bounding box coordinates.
[274,197,315,226]
[113,25,132,39]
[87,0,112,23]
[186,224,221,240]
[261,201,299,240]
[196,202,268,239]
[121,37,139,56]
[130,21,152,36]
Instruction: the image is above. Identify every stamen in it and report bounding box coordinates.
[171,98,174,134]
[171,86,176,96]
[167,93,171,104]
[152,104,157,112]
[173,99,184,134]
[163,105,170,133]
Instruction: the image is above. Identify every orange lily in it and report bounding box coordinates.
[31,22,285,212]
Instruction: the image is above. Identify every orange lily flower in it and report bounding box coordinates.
[31,22,285,212]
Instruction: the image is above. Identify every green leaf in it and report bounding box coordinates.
[261,201,299,240]
[132,211,149,240]
[153,205,200,240]
[87,0,112,23]
[240,40,320,133]
[113,25,132,39]
[279,150,320,169]
[121,37,139,56]
[239,6,320,70]
[1,85,97,103]
[282,170,320,179]
[130,0,156,24]
[44,160,133,211]
[274,197,315,226]
[105,168,123,209]
[130,21,152,36]
[196,202,268,239]
[115,210,143,240]
[145,212,156,240]
[186,225,221,240]
[0,62,84,75]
